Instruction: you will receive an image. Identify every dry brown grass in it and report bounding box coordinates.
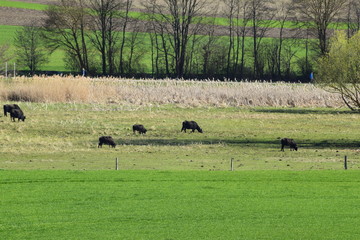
[0,75,343,108]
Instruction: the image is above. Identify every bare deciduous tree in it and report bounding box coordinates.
[119,0,133,74]
[248,0,276,79]
[262,41,278,78]
[346,0,360,38]
[236,1,251,78]
[223,0,236,76]
[199,20,227,76]
[14,25,48,75]
[274,1,294,79]
[43,0,90,72]
[293,0,347,55]
[144,0,209,78]
[223,0,251,78]
[145,1,171,76]
[87,0,125,75]
[124,23,145,74]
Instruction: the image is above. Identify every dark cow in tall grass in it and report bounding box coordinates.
[3,104,21,117]
[280,138,298,151]
[181,120,203,133]
[10,109,26,122]
[133,124,147,134]
[98,136,116,148]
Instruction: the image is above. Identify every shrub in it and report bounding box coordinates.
[316,31,360,111]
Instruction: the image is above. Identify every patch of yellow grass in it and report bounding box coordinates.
[0,76,343,108]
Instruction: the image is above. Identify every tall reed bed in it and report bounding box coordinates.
[0,76,343,108]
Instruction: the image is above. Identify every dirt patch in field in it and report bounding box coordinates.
[0,7,44,26]
[7,0,147,9]
[6,0,290,18]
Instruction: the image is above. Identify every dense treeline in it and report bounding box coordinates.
[10,0,360,80]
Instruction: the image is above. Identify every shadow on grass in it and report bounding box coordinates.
[300,140,360,149]
[251,108,355,115]
[114,138,360,150]
[118,138,277,147]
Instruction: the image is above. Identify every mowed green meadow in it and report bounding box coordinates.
[2,102,360,239]
[2,170,360,239]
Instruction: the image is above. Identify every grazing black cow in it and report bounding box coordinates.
[98,136,116,148]
[3,104,21,117]
[181,120,203,133]
[133,124,147,134]
[280,138,298,151]
[10,109,26,122]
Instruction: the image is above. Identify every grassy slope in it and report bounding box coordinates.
[1,170,360,239]
[1,102,359,171]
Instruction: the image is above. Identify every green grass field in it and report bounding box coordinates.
[1,101,360,239]
[1,102,359,171]
[1,170,360,239]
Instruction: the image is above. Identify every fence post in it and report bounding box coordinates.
[230,158,234,171]
[5,62,8,78]
[115,157,119,170]
[344,156,348,170]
